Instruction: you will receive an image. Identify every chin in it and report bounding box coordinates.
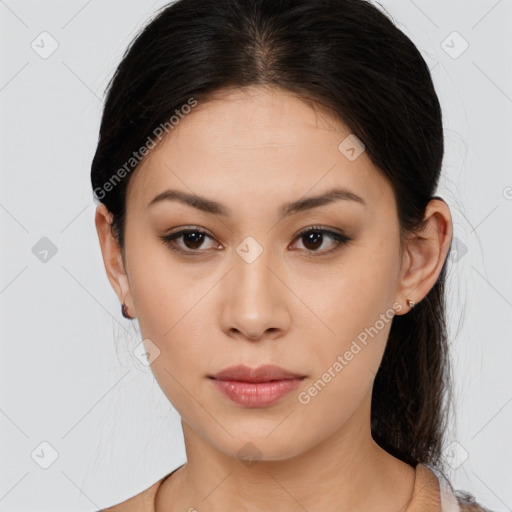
[204,427,314,464]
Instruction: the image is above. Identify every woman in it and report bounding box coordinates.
[91,0,492,510]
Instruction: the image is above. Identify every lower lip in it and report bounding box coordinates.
[210,378,303,407]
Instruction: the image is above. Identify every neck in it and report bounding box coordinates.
[155,392,416,512]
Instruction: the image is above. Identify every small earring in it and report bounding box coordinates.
[121,302,134,319]
[406,298,415,309]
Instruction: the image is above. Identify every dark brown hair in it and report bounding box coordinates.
[90,1,488,508]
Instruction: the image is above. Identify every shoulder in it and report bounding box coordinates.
[98,476,167,512]
[455,490,495,512]
[414,464,494,512]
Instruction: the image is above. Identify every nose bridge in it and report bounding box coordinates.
[221,234,290,339]
[234,234,277,308]
[236,238,273,297]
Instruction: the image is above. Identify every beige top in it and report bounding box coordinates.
[407,463,490,512]
[100,462,490,512]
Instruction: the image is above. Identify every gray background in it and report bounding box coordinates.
[0,0,511,510]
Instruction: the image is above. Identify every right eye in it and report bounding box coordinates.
[160,228,222,255]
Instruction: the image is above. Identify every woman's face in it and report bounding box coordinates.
[114,86,408,460]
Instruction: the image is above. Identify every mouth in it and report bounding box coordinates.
[208,364,306,407]
[209,364,306,382]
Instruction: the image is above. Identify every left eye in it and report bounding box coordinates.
[292,227,351,254]
[160,227,350,256]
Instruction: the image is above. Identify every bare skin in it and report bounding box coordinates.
[95,85,452,512]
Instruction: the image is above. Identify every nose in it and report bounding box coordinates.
[219,242,292,342]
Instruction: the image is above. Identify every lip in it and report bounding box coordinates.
[208,365,306,407]
[209,364,305,382]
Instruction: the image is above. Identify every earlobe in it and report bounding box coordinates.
[394,198,453,314]
[94,203,134,316]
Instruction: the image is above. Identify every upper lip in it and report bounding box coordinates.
[209,364,305,383]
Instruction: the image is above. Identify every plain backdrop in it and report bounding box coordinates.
[0,0,511,511]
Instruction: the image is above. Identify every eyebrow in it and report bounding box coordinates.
[147,186,366,217]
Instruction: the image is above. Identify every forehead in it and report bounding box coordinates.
[126,86,393,216]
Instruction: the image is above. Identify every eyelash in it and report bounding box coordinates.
[159,226,351,257]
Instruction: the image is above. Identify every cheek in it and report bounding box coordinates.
[124,232,217,372]
[299,236,398,338]
[131,269,211,371]
[294,236,399,397]
[294,301,394,442]
[130,263,211,417]
[125,231,200,333]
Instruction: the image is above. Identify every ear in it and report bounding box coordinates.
[95,203,134,318]
[394,198,453,314]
